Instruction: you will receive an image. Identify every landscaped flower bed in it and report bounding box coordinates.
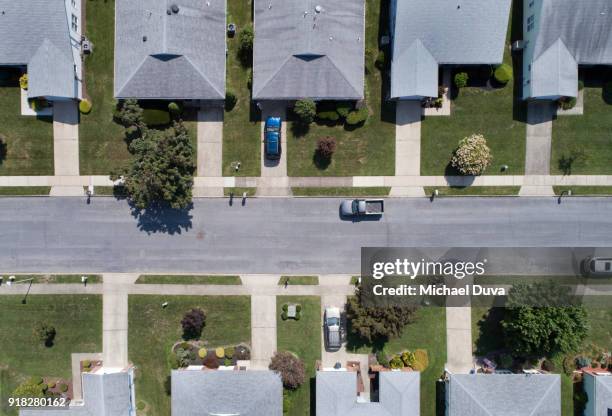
[169,341,250,369]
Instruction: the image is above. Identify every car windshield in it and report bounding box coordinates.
[327,317,340,326]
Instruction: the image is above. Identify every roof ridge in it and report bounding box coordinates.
[183,54,224,98]
[452,377,494,416]
[527,375,560,416]
[116,55,149,97]
[252,54,293,97]
[324,55,362,98]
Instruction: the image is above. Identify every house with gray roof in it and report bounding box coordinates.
[522,0,612,100]
[316,370,420,416]
[0,0,81,100]
[171,369,282,415]
[584,371,612,416]
[252,0,365,101]
[114,0,226,100]
[446,374,561,416]
[20,367,136,416]
[389,0,511,100]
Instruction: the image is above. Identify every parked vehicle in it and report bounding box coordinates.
[340,199,384,217]
[582,257,612,277]
[264,116,281,160]
[324,307,342,351]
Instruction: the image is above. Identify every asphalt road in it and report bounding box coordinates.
[1,197,612,274]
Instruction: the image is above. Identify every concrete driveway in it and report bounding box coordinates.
[259,102,289,196]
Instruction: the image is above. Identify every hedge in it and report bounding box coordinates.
[454,72,469,88]
[317,111,339,122]
[345,107,368,125]
[142,109,170,126]
[336,103,352,118]
[558,96,577,110]
[494,64,513,84]
[79,99,92,114]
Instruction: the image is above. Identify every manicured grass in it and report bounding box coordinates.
[224,187,256,197]
[0,295,102,416]
[276,296,321,416]
[347,307,446,416]
[292,187,391,197]
[128,295,251,416]
[423,186,520,196]
[4,274,102,284]
[0,86,53,175]
[79,0,130,174]
[554,186,612,196]
[278,276,319,286]
[551,87,612,175]
[287,0,395,177]
[0,187,50,196]
[135,275,242,285]
[222,0,260,177]
[85,185,127,197]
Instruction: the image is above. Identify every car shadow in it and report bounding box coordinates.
[263,157,280,168]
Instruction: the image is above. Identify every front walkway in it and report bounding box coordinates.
[102,273,137,368]
[258,103,290,196]
[195,106,224,197]
[51,101,82,196]
[445,306,474,374]
[392,101,425,197]
[522,101,555,196]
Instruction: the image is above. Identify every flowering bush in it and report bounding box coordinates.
[451,134,492,175]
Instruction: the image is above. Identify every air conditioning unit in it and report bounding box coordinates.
[82,40,92,54]
[512,40,525,51]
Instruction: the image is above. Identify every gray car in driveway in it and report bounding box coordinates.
[324,307,342,352]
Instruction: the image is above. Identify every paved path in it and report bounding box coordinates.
[259,103,290,196]
[52,101,82,196]
[102,274,137,368]
[250,294,277,369]
[523,102,555,196]
[393,101,425,197]
[195,106,224,197]
[445,307,474,374]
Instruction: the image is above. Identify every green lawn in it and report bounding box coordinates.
[5,274,103,284]
[0,295,102,416]
[223,0,260,177]
[554,186,612,196]
[276,296,321,416]
[128,295,251,416]
[0,187,51,196]
[135,275,242,285]
[278,276,319,286]
[0,86,53,175]
[287,0,395,177]
[347,307,446,416]
[292,187,391,197]
[551,87,612,175]
[423,186,520,196]
[79,0,130,174]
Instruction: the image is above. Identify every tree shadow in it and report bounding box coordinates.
[291,122,310,138]
[474,307,505,356]
[129,202,193,235]
[0,137,7,166]
[557,150,585,176]
[309,377,316,416]
[164,375,172,396]
[436,379,446,416]
[313,151,331,170]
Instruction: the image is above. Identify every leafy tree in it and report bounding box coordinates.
[346,288,417,343]
[451,133,492,175]
[238,25,254,67]
[114,121,195,209]
[316,136,336,159]
[34,322,56,347]
[269,351,305,390]
[116,99,144,128]
[181,308,206,340]
[293,99,316,124]
[501,280,589,357]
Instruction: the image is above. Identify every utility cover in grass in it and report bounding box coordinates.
[287,304,297,318]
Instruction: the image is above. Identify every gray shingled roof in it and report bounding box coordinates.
[594,375,612,416]
[114,0,226,100]
[447,374,561,416]
[316,371,419,416]
[390,0,511,99]
[20,371,134,416]
[0,0,77,99]
[171,370,283,416]
[253,0,365,100]
[529,0,612,99]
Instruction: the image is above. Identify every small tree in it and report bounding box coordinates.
[316,136,336,159]
[238,25,254,67]
[494,64,513,85]
[116,99,144,128]
[454,72,469,88]
[451,134,492,175]
[269,351,305,390]
[181,308,206,340]
[293,99,316,125]
[225,90,237,111]
[34,322,56,347]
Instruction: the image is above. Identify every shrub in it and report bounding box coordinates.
[412,349,429,372]
[175,348,191,367]
[316,136,337,159]
[47,381,56,389]
[365,47,375,72]
[247,69,253,90]
[558,96,577,110]
[563,355,575,375]
[317,111,340,122]
[19,74,29,90]
[13,380,45,398]
[30,377,44,385]
[493,64,513,85]
[181,308,206,340]
[454,72,469,88]
[294,313,301,321]
[168,350,180,369]
[375,50,385,70]
[499,353,513,369]
[345,107,368,126]
[116,99,144,128]
[224,358,233,366]
[142,109,171,126]
[295,304,302,313]
[34,322,56,347]
[203,353,220,369]
[82,360,91,369]
[451,134,492,175]
[389,355,404,369]
[281,311,288,320]
[215,347,225,359]
[79,99,92,114]
[376,348,389,367]
[541,359,555,372]
[401,351,416,367]
[235,345,251,360]
[578,80,584,91]
[168,102,182,116]
[294,99,316,124]
[137,401,146,411]
[198,348,207,359]
[225,347,235,359]
[238,25,254,66]
[282,304,288,312]
[225,90,237,111]
[336,103,352,118]
[59,384,68,393]
[269,351,306,389]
